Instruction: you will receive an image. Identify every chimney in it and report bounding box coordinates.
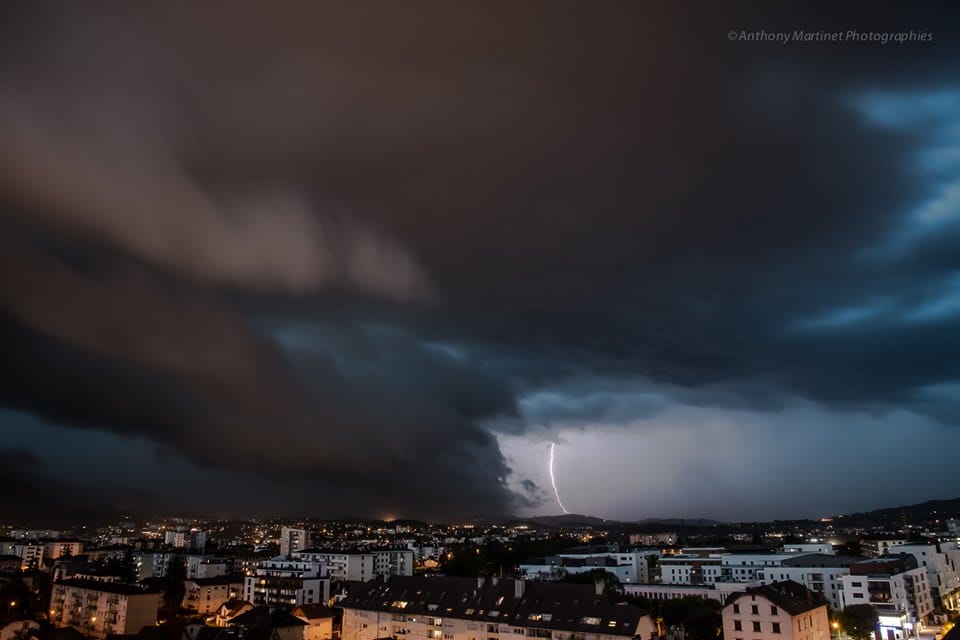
[594,580,605,596]
[492,576,499,586]
[477,576,484,589]
[514,579,525,599]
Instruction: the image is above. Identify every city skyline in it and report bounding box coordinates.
[2,3,960,523]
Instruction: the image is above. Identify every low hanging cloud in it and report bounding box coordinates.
[1,2,960,520]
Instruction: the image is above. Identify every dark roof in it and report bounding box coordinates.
[219,599,252,614]
[781,554,865,568]
[55,578,160,595]
[339,576,647,637]
[292,604,337,620]
[229,608,307,629]
[725,581,826,616]
[850,554,919,576]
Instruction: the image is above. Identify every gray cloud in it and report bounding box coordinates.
[1,2,960,520]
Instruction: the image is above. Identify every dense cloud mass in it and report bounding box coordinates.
[1,2,959,521]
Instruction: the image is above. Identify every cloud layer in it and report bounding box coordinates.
[1,2,960,520]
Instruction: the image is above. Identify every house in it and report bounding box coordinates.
[722,581,829,640]
[227,607,309,640]
[292,604,338,640]
[211,599,254,627]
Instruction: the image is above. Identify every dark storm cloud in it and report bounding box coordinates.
[2,1,960,519]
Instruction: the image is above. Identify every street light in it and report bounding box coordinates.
[832,621,841,640]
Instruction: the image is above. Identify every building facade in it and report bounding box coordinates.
[340,576,655,640]
[722,581,829,640]
[49,579,160,640]
[243,559,330,608]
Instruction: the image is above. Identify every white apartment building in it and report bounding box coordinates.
[49,579,160,640]
[243,559,330,608]
[341,576,655,640]
[558,547,659,584]
[863,540,908,558]
[757,555,861,611]
[840,555,934,629]
[293,548,414,580]
[889,542,960,612]
[705,553,806,585]
[661,554,723,585]
[518,548,657,584]
[280,528,312,557]
[723,581,829,640]
[624,583,723,602]
[13,543,44,570]
[165,528,207,550]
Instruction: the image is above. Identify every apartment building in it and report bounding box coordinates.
[839,555,934,632]
[12,543,44,570]
[340,576,655,640]
[280,528,313,557]
[44,541,84,561]
[888,542,960,612]
[518,547,658,584]
[660,554,722,585]
[862,541,908,558]
[164,528,207,550]
[293,548,414,580]
[722,581,829,640]
[243,559,330,608]
[182,576,244,614]
[49,579,160,640]
[757,555,862,611]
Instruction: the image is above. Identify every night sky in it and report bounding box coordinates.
[2,3,960,523]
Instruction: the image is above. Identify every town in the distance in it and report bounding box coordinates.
[1,498,959,640]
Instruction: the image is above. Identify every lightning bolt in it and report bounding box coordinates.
[548,442,570,514]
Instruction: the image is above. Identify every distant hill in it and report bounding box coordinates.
[831,496,960,528]
[635,517,724,526]
[526,514,615,527]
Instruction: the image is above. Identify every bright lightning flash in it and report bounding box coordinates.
[548,442,570,515]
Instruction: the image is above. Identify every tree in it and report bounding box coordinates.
[560,569,622,593]
[162,556,187,615]
[660,597,721,640]
[104,550,138,583]
[839,605,879,640]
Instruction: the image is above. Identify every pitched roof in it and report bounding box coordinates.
[339,576,647,637]
[229,608,307,629]
[292,604,337,620]
[725,581,826,616]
